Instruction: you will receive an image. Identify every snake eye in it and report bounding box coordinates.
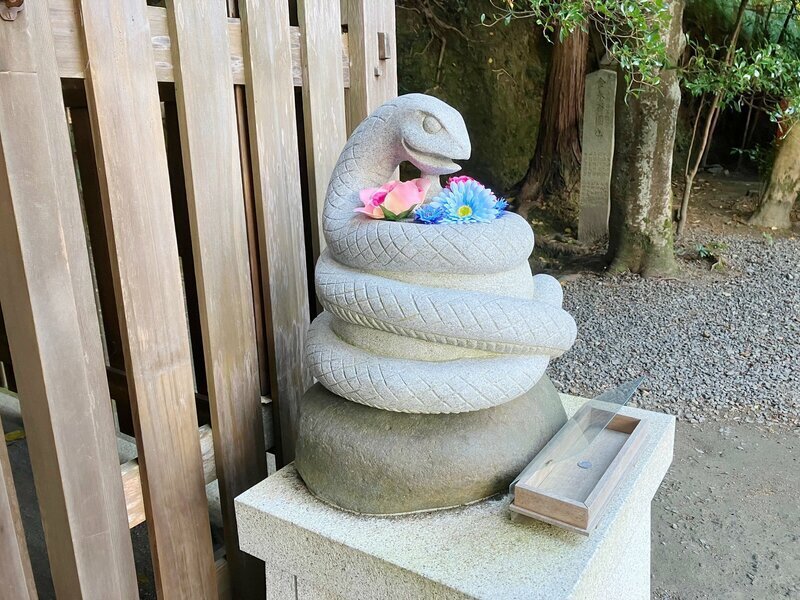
[423,115,442,134]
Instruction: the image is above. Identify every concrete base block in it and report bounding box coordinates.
[236,396,675,600]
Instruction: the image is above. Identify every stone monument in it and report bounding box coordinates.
[295,94,578,514]
[578,69,617,244]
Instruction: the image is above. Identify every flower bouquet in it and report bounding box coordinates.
[356,175,508,224]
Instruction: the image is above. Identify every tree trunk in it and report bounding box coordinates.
[749,125,800,228]
[515,27,588,227]
[607,0,685,276]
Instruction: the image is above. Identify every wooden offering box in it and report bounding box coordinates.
[510,402,648,535]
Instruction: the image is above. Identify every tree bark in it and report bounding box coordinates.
[749,124,800,228]
[515,27,588,227]
[607,0,685,276]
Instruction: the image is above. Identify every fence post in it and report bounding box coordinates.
[76,0,218,595]
[342,0,398,134]
[240,0,312,464]
[0,71,139,599]
[0,6,139,597]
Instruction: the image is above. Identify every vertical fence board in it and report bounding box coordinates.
[234,89,271,398]
[240,0,312,463]
[0,71,138,599]
[342,0,397,133]
[75,1,217,596]
[0,6,139,598]
[298,0,348,261]
[165,0,267,596]
[0,414,37,599]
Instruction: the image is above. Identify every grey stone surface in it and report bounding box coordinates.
[310,94,577,413]
[294,376,567,514]
[236,397,676,599]
[578,69,616,244]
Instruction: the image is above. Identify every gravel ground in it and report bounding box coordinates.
[547,233,800,428]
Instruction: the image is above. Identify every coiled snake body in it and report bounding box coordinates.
[306,94,577,413]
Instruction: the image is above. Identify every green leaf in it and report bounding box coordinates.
[381,204,418,221]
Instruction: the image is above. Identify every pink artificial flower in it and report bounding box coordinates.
[356,178,431,220]
[356,180,400,219]
[446,174,496,199]
[447,175,477,187]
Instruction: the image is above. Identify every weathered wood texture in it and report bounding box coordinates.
[0,6,139,598]
[165,0,267,595]
[342,0,398,133]
[0,413,37,599]
[121,425,216,529]
[48,0,350,87]
[241,0,313,463]
[299,0,348,260]
[1,0,397,594]
[0,72,139,599]
[76,0,217,596]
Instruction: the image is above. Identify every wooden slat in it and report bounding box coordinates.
[342,0,397,134]
[0,72,139,599]
[48,0,350,87]
[122,395,273,530]
[121,424,216,529]
[240,0,313,463]
[164,0,267,595]
[0,6,139,598]
[0,414,37,599]
[228,1,271,396]
[234,87,271,399]
[217,557,232,600]
[75,1,217,596]
[298,0,348,261]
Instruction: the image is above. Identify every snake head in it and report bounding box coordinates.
[394,94,471,176]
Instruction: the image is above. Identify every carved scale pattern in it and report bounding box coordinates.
[308,94,577,413]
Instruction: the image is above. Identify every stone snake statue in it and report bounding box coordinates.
[306,94,577,413]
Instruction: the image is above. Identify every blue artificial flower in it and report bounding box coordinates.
[494,198,509,216]
[414,203,446,224]
[430,180,499,224]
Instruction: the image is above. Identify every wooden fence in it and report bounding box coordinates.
[0,0,396,597]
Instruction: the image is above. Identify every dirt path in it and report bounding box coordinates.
[652,421,799,599]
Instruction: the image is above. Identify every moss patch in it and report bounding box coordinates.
[397,2,549,192]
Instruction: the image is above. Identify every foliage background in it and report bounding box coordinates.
[397,0,800,190]
[397,1,550,190]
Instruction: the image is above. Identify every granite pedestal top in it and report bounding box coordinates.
[235,396,675,599]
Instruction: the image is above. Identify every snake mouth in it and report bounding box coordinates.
[402,139,461,175]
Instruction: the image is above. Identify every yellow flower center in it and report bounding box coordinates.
[457,205,473,218]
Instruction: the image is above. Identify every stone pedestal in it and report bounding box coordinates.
[236,396,674,600]
[295,376,567,514]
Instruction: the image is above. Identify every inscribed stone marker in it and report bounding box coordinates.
[578,69,617,243]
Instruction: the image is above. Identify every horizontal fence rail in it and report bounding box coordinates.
[48,1,352,87]
[0,0,397,597]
